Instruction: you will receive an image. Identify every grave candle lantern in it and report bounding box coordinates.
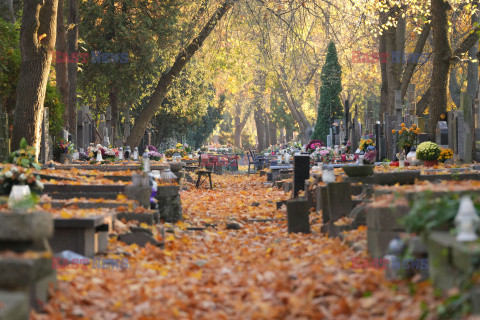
[96,149,103,162]
[321,164,335,183]
[118,147,124,161]
[455,196,480,242]
[143,149,150,172]
[8,185,31,209]
[133,147,139,161]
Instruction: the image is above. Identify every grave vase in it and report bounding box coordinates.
[59,153,71,164]
[424,160,438,167]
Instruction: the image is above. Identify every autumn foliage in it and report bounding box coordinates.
[33,175,443,319]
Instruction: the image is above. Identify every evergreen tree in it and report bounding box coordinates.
[312,42,343,142]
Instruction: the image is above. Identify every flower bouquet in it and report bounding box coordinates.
[0,165,43,195]
[306,140,325,154]
[319,147,334,163]
[359,136,375,153]
[7,138,41,170]
[439,147,453,163]
[392,123,420,154]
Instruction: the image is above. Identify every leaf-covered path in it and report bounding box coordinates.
[34,175,442,319]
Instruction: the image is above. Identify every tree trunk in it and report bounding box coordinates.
[385,9,405,113]
[417,23,480,116]
[55,0,69,128]
[279,125,285,144]
[125,0,236,148]
[379,13,388,116]
[253,71,267,151]
[254,108,266,152]
[67,0,78,143]
[285,127,293,142]
[233,102,251,148]
[429,0,452,140]
[12,0,59,155]
[449,68,461,109]
[269,119,277,145]
[467,2,479,103]
[0,0,14,23]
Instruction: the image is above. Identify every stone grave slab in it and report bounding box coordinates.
[0,290,28,320]
[43,184,126,200]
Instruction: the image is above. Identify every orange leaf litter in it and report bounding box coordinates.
[32,174,443,320]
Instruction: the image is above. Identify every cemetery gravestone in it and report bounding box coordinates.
[436,121,448,148]
[40,107,52,164]
[105,106,112,143]
[455,111,466,161]
[293,155,310,198]
[462,93,473,163]
[394,90,403,115]
[304,127,314,142]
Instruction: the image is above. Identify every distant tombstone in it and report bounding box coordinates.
[327,135,333,148]
[418,133,430,144]
[293,155,310,198]
[461,93,473,163]
[99,115,109,146]
[61,128,69,141]
[394,90,403,115]
[436,121,448,147]
[456,111,466,161]
[77,105,94,150]
[407,84,416,115]
[447,112,455,151]
[375,122,386,161]
[105,106,112,141]
[40,108,52,163]
[304,127,314,142]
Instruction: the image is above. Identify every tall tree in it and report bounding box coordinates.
[429,0,452,140]
[312,41,342,142]
[0,0,14,23]
[67,0,78,142]
[12,0,59,154]
[55,0,69,127]
[125,0,237,147]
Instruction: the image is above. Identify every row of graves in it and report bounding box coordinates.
[263,126,480,314]
[325,86,480,164]
[0,146,235,319]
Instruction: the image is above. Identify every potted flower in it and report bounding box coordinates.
[416,141,441,167]
[439,147,453,163]
[319,147,334,163]
[306,140,324,154]
[57,140,75,164]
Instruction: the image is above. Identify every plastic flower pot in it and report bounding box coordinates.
[423,160,438,167]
